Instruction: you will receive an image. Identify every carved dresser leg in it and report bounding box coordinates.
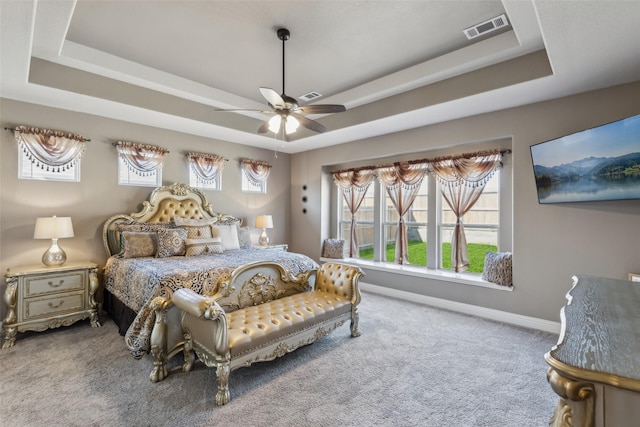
[1,277,18,349]
[88,267,101,327]
[547,367,595,427]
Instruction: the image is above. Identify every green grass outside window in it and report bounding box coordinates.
[358,241,497,273]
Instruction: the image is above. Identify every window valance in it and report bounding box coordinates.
[332,150,504,180]
[13,125,88,172]
[241,159,272,185]
[187,152,226,185]
[115,141,169,176]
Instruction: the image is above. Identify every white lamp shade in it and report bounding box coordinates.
[255,215,273,229]
[34,216,74,239]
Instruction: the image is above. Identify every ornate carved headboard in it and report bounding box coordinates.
[102,182,242,257]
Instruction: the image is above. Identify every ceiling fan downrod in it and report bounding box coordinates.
[277,28,290,97]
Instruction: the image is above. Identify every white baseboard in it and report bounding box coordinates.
[360,282,561,335]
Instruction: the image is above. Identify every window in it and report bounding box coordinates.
[14,125,87,182]
[118,157,162,187]
[19,151,80,182]
[190,168,221,190]
[383,178,428,264]
[339,184,374,258]
[439,171,499,272]
[187,152,224,191]
[115,140,168,187]
[241,159,271,193]
[335,150,509,276]
[241,172,266,193]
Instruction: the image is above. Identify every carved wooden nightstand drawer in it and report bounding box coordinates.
[24,271,85,297]
[24,292,85,319]
[2,261,101,349]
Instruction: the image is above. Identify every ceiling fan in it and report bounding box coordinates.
[217,28,346,138]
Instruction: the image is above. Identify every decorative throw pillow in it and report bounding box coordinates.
[237,226,252,249]
[211,224,240,251]
[121,231,157,258]
[322,239,345,259]
[482,251,513,287]
[185,237,224,256]
[156,227,188,258]
[181,225,213,239]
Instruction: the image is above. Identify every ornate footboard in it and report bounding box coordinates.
[149,261,317,383]
[169,262,363,405]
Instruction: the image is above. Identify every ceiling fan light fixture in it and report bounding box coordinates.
[268,115,282,133]
[285,115,300,134]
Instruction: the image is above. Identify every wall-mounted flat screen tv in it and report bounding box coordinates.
[531,114,640,204]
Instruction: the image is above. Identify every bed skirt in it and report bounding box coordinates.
[103,289,137,336]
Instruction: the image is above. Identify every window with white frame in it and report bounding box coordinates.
[187,152,224,191]
[115,140,168,187]
[118,158,162,187]
[14,125,87,182]
[241,172,266,193]
[241,159,271,193]
[439,171,499,272]
[19,152,80,182]
[336,150,508,275]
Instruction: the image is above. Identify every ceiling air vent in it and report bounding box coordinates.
[463,14,510,40]
[298,91,322,102]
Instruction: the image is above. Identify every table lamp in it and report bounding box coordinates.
[34,216,74,266]
[255,215,273,246]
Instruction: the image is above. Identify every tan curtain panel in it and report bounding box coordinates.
[187,152,225,184]
[241,159,271,186]
[377,163,428,264]
[115,141,169,176]
[14,125,87,172]
[332,169,376,257]
[431,151,502,272]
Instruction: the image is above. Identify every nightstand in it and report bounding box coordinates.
[2,261,101,349]
[253,244,288,251]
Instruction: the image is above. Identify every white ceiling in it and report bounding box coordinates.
[1,1,639,154]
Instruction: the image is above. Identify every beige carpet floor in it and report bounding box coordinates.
[0,290,559,426]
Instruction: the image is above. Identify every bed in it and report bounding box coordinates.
[101,183,319,359]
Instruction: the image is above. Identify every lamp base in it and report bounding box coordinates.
[42,239,67,266]
[258,229,270,246]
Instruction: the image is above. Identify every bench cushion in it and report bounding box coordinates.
[226,291,351,357]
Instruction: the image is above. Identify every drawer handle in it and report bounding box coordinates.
[48,301,64,309]
[48,280,65,288]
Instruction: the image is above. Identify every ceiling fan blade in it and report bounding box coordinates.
[259,87,286,109]
[291,113,327,133]
[215,108,272,113]
[297,104,346,114]
[257,119,271,134]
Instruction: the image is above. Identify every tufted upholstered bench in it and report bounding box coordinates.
[170,262,364,405]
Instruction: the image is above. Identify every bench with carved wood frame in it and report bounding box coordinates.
[167,262,363,405]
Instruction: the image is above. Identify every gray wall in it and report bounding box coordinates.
[289,80,640,322]
[0,99,291,316]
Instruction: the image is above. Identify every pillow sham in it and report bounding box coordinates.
[211,224,240,251]
[116,221,174,253]
[181,225,213,239]
[156,228,188,258]
[237,226,252,249]
[121,231,157,258]
[185,237,223,256]
[482,251,513,287]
